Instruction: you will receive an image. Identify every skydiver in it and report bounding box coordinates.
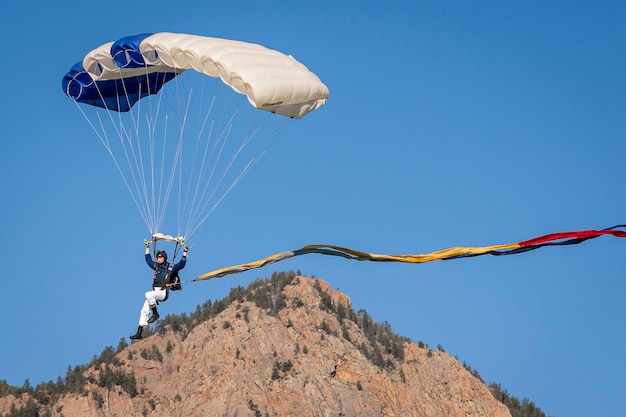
[130,243,188,340]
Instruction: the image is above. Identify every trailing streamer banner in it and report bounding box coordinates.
[192,225,626,281]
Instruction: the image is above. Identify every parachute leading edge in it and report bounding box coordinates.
[191,225,626,281]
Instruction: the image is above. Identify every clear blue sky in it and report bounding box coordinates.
[1,2,624,416]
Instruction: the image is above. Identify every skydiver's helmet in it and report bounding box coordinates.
[156,250,168,262]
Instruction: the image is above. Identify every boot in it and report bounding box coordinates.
[147,305,160,323]
[130,326,143,340]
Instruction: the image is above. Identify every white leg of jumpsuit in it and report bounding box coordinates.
[138,288,167,326]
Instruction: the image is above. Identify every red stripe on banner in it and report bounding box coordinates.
[519,229,626,247]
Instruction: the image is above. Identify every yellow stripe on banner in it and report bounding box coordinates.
[192,242,523,282]
[301,243,522,263]
[193,251,296,281]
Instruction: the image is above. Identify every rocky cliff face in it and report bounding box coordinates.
[1,275,511,417]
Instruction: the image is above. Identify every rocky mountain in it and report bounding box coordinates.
[1,273,513,417]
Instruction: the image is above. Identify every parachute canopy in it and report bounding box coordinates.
[62,32,329,118]
[62,33,329,239]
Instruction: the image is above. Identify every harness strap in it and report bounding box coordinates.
[149,237,184,300]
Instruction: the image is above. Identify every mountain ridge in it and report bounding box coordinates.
[1,272,533,416]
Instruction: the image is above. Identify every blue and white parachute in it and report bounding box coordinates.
[62,33,329,239]
[63,32,328,118]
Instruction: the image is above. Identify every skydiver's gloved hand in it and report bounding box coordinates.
[144,239,151,248]
[183,244,189,252]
